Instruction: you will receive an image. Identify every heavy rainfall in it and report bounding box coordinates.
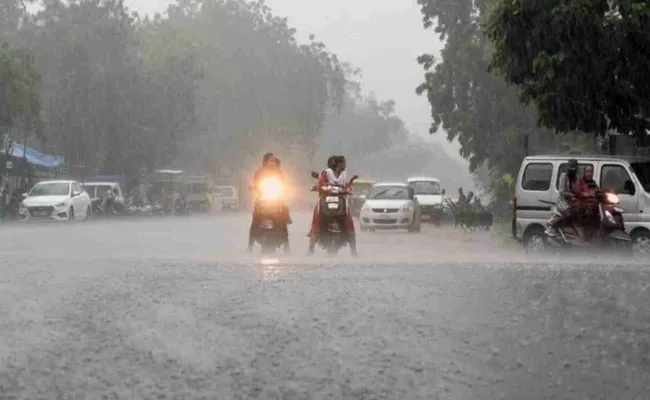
[1,0,650,398]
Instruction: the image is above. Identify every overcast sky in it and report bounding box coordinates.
[125,0,459,157]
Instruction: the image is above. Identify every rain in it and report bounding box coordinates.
[1,0,650,398]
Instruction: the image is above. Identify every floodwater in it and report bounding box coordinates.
[1,212,649,399]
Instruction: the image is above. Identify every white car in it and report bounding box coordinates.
[407,177,446,225]
[359,182,421,232]
[19,180,92,221]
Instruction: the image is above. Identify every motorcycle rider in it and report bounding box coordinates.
[573,164,599,242]
[545,159,579,237]
[248,153,290,252]
[308,155,358,256]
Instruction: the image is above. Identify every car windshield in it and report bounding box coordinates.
[631,162,650,192]
[369,186,410,200]
[409,181,441,195]
[29,182,70,196]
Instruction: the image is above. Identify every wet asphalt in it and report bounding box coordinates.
[1,211,649,399]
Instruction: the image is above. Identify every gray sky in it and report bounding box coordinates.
[125,0,460,158]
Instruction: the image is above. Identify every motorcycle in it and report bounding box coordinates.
[542,189,631,251]
[174,194,191,215]
[310,171,357,256]
[253,176,289,254]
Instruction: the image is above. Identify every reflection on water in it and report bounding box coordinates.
[261,258,282,281]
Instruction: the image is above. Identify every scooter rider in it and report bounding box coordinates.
[307,155,358,256]
[248,153,291,252]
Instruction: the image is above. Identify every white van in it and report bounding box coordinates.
[513,155,650,253]
[407,177,446,225]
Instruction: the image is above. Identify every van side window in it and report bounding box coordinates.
[601,165,635,195]
[555,163,593,189]
[521,163,553,191]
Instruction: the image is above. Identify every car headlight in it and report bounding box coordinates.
[55,202,67,208]
[361,202,371,211]
[19,202,27,210]
[401,203,413,212]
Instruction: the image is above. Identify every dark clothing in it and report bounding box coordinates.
[248,165,290,250]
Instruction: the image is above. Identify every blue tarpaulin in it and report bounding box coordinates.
[1,143,64,168]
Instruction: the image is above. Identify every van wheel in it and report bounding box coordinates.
[523,227,546,253]
[632,230,650,257]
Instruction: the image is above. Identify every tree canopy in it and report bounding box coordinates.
[415,0,597,200]
[0,41,40,131]
[415,0,549,179]
[0,0,472,190]
[487,0,650,137]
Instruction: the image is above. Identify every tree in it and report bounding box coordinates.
[487,0,650,138]
[158,0,349,174]
[0,41,40,131]
[414,0,599,200]
[415,0,552,181]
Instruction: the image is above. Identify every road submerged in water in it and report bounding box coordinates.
[1,212,649,399]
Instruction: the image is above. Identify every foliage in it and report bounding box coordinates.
[415,0,554,179]
[3,0,349,181]
[1,0,466,189]
[487,0,650,137]
[0,41,40,130]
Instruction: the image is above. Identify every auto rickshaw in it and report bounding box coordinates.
[350,179,375,217]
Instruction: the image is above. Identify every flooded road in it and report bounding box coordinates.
[1,212,649,399]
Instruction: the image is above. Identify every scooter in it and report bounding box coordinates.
[253,176,289,254]
[310,171,357,256]
[542,189,631,251]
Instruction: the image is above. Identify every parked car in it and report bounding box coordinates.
[407,177,446,225]
[513,154,650,255]
[215,185,239,210]
[19,180,92,221]
[359,182,421,232]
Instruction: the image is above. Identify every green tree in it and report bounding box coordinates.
[487,0,650,138]
[157,0,349,174]
[415,0,550,180]
[0,41,40,132]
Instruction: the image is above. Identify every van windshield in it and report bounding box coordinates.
[409,181,441,195]
[631,162,650,192]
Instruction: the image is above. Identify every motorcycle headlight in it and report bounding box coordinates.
[258,178,283,201]
[605,210,616,223]
[606,192,619,204]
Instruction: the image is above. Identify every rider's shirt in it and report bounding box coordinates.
[324,168,347,186]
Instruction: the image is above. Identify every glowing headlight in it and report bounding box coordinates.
[258,177,283,200]
[606,192,619,204]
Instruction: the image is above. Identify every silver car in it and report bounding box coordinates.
[359,182,421,232]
